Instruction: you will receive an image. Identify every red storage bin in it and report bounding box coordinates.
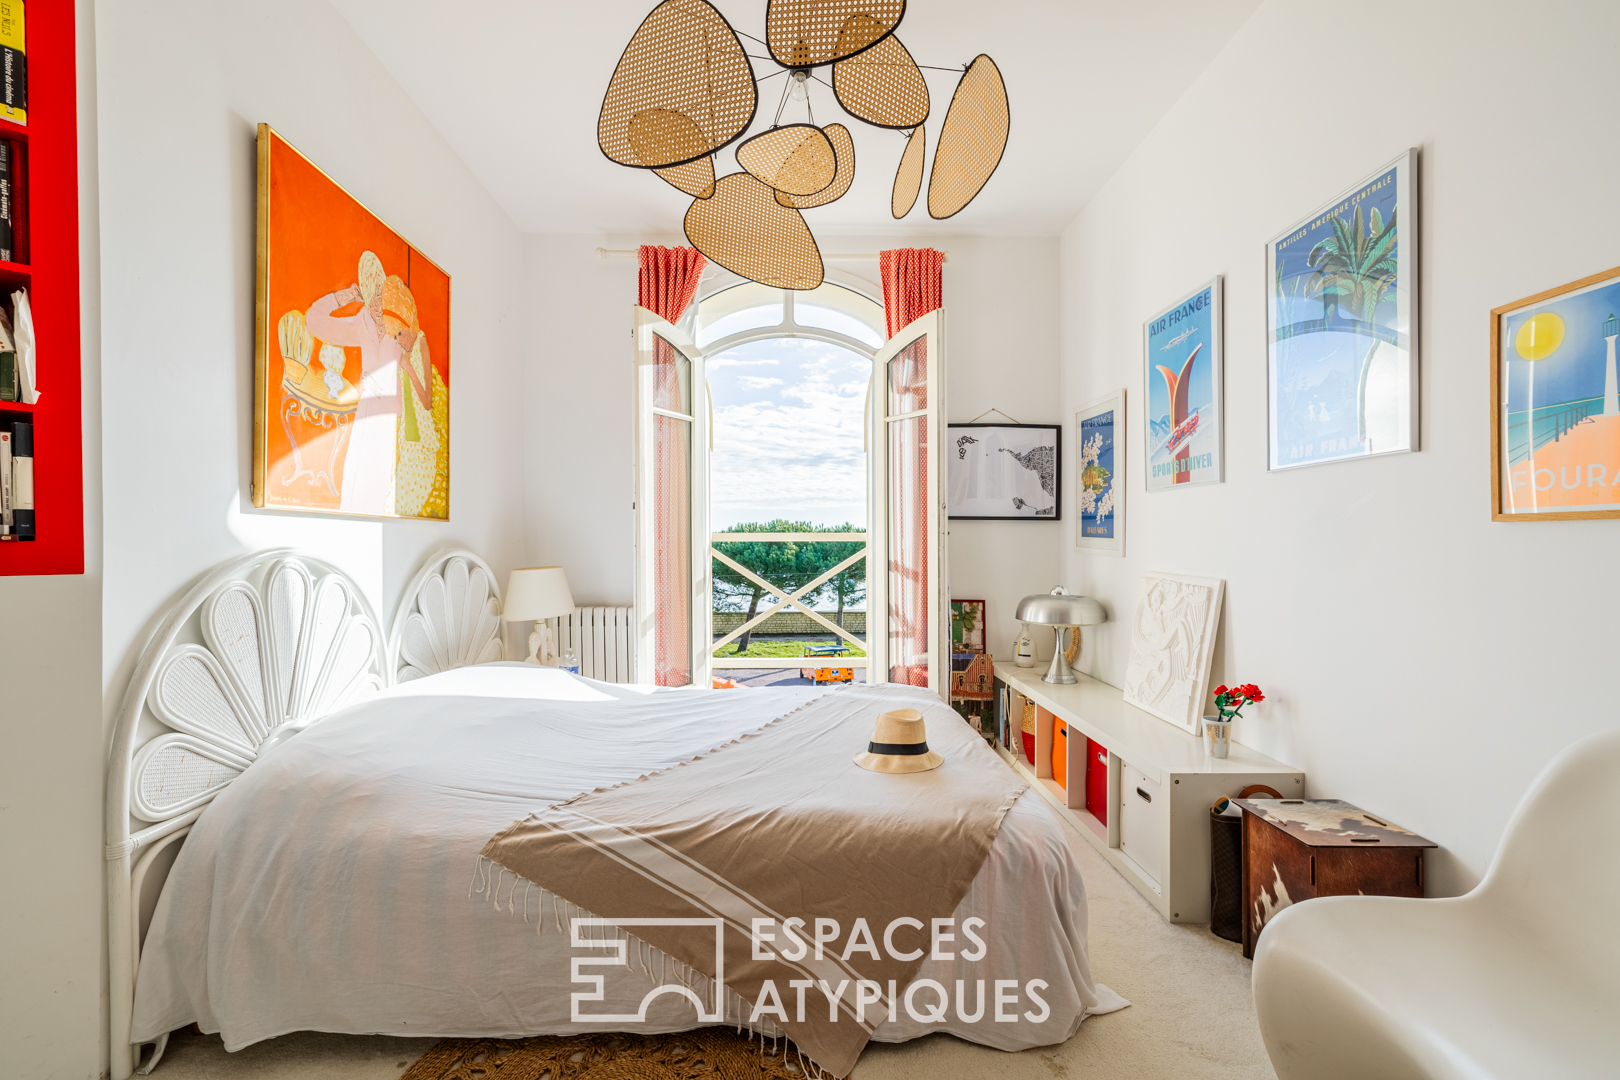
[1085,737,1109,826]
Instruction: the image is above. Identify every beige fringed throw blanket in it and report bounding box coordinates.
[481,686,1029,1077]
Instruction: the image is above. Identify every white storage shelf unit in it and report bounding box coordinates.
[994,663,1304,925]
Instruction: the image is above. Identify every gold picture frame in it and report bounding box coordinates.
[254,124,452,519]
[1490,264,1620,521]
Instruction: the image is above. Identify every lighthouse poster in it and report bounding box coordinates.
[1492,265,1620,520]
[1267,150,1418,470]
[1144,277,1224,491]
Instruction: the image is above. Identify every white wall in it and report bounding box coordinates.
[96,0,529,703]
[1,2,530,1074]
[1058,0,1620,896]
[522,233,1061,661]
[0,7,104,1078]
[938,237,1062,662]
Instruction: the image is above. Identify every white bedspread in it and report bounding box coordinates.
[133,664,1125,1055]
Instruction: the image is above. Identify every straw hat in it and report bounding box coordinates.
[854,708,944,774]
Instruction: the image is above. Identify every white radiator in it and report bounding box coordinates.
[547,606,634,683]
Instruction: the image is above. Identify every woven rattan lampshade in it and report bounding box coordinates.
[655,156,716,198]
[602,0,1010,284]
[777,124,854,208]
[736,124,838,197]
[833,34,928,129]
[927,54,1009,219]
[685,173,824,290]
[891,125,925,218]
[765,0,905,67]
[599,0,757,169]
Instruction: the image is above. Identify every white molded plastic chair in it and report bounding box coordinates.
[1253,728,1620,1079]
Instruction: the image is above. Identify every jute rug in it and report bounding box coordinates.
[401,1030,819,1080]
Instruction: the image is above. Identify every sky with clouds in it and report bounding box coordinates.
[709,337,869,530]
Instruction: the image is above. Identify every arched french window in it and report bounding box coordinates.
[632,277,948,694]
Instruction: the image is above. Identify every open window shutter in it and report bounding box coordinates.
[633,306,711,687]
[866,310,948,697]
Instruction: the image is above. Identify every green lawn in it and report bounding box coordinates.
[713,639,867,659]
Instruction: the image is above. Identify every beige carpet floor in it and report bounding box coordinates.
[154,810,1275,1079]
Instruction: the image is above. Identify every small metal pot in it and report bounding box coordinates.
[1203,716,1232,758]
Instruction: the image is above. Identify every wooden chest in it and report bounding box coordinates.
[1235,799,1436,959]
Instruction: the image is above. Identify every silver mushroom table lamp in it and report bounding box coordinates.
[1014,587,1107,684]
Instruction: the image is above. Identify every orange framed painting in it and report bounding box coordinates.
[1491,264,1620,521]
[254,124,451,519]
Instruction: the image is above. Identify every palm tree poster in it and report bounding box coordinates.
[1267,150,1418,470]
[1143,277,1224,490]
[1490,266,1620,521]
[254,125,452,519]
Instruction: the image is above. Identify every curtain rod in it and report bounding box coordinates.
[594,247,947,262]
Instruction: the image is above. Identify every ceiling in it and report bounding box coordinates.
[331,0,1263,238]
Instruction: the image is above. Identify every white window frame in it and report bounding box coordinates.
[866,309,948,697]
[632,306,710,687]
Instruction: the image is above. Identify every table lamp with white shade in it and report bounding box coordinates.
[503,567,576,664]
[1014,587,1107,684]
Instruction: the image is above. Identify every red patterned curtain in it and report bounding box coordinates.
[639,245,707,322]
[638,246,707,686]
[879,248,945,339]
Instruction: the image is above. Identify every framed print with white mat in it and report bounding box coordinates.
[1267,149,1417,471]
[947,423,1061,520]
[1145,277,1223,490]
[1075,390,1124,554]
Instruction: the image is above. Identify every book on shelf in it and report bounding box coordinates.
[0,0,23,128]
[0,138,11,262]
[0,426,10,538]
[2,288,32,402]
[7,138,23,263]
[9,417,29,539]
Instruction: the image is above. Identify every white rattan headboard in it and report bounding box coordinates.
[105,549,386,1078]
[386,549,504,683]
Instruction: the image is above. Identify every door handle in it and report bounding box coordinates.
[1136,787,1152,803]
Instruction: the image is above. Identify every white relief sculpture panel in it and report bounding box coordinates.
[1122,571,1225,734]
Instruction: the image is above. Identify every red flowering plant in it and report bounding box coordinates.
[1212,683,1265,722]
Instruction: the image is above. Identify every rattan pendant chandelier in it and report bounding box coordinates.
[598,0,1010,290]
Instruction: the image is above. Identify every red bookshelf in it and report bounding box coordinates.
[0,1,82,575]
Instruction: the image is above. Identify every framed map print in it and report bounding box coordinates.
[947,423,1060,520]
[254,124,452,519]
[1144,277,1223,490]
[1267,149,1418,471]
[1491,264,1620,521]
[1075,390,1124,555]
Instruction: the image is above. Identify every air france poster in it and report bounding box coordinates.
[1144,278,1223,491]
[1267,150,1418,470]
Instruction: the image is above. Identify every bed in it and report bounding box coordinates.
[106,550,1123,1078]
